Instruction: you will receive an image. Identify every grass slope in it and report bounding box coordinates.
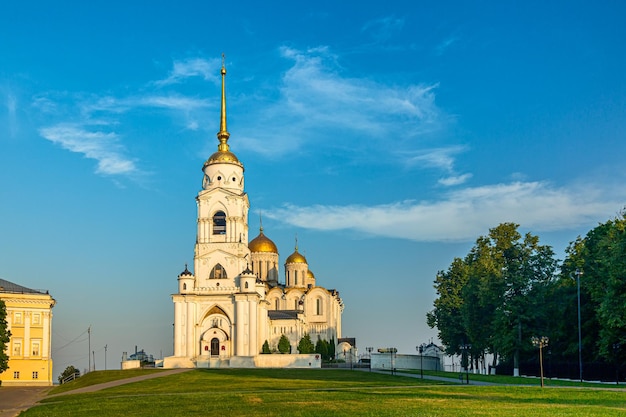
[23,369,626,416]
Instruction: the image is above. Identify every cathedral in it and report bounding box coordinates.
[163,63,345,369]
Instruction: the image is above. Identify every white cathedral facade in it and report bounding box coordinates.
[163,63,345,369]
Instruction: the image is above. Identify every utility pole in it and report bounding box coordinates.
[105,345,108,370]
[88,326,91,373]
[576,269,583,382]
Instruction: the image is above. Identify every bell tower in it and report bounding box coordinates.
[194,59,250,288]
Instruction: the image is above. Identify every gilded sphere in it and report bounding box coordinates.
[249,231,278,253]
[205,150,242,167]
[285,250,307,264]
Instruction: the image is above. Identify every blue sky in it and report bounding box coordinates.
[1,1,625,375]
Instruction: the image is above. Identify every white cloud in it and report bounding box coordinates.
[39,125,138,176]
[438,173,472,186]
[435,36,458,56]
[155,57,221,86]
[362,16,405,42]
[265,181,625,242]
[238,47,441,157]
[403,146,466,171]
[6,93,18,138]
[83,94,210,114]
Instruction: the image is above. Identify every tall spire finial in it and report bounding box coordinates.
[217,53,230,152]
[259,211,264,232]
[295,233,299,251]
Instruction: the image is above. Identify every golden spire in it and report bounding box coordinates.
[217,53,230,152]
[203,54,242,170]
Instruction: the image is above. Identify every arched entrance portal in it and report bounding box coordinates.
[211,338,220,356]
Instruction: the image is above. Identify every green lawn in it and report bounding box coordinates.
[49,369,166,394]
[396,369,618,388]
[22,369,626,416]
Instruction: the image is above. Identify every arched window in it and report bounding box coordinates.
[244,281,249,289]
[183,283,187,290]
[213,211,226,235]
[275,299,279,310]
[209,264,227,279]
[295,270,298,285]
[316,298,323,315]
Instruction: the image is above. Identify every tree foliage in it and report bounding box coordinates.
[278,334,291,354]
[262,340,271,354]
[428,223,557,372]
[0,300,10,375]
[58,365,80,384]
[297,333,315,354]
[560,212,626,363]
[315,337,330,361]
[429,213,626,377]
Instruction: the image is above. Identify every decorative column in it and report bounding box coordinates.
[186,302,195,357]
[235,299,244,355]
[42,311,51,359]
[250,300,258,355]
[174,302,182,356]
[24,312,31,358]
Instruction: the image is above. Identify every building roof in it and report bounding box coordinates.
[285,248,307,264]
[249,227,278,253]
[338,337,356,347]
[0,278,48,294]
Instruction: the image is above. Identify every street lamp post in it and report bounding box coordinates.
[575,268,583,382]
[366,347,373,372]
[377,348,397,375]
[460,344,471,384]
[613,343,621,385]
[416,345,424,379]
[532,336,549,388]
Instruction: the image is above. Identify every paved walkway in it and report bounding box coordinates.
[362,368,498,386]
[0,387,50,417]
[0,368,191,417]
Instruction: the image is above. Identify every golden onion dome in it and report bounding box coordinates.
[204,150,243,169]
[285,248,307,264]
[307,270,315,279]
[249,228,278,253]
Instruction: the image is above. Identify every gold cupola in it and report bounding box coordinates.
[203,56,243,170]
[249,226,278,253]
[285,246,307,264]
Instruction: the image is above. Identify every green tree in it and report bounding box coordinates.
[428,223,557,375]
[561,212,626,363]
[278,334,291,354]
[315,337,329,361]
[0,300,10,375]
[297,333,315,354]
[261,340,271,354]
[58,365,80,384]
[427,258,469,357]
[329,337,336,360]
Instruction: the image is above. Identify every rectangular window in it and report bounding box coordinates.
[32,371,38,379]
[14,371,20,379]
[13,340,22,356]
[33,313,41,325]
[32,341,41,356]
[14,312,22,324]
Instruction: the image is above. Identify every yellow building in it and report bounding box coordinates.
[0,279,55,386]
